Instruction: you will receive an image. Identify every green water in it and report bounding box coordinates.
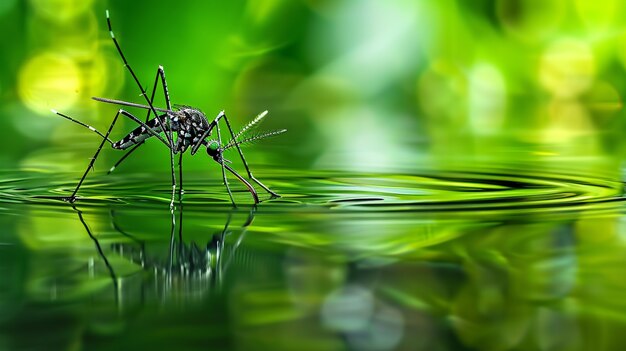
[1,166,626,351]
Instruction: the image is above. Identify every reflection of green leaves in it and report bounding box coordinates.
[232,289,304,326]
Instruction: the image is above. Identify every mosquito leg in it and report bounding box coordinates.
[106,10,177,206]
[147,65,177,185]
[53,107,170,148]
[151,65,172,111]
[63,120,146,175]
[178,153,184,198]
[53,107,137,178]
[46,108,160,202]
[63,108,168,202]
[119,108,177,206]
[151,65,177,169]
[116,110,170,146]
[215,122,236,206]
[51,109,114,145]
[219,112,280,198]
[109,65,172,174]
[107,142,142,174]
[106,10,172,148]
[62,109,124,202]
[169,155,177,208]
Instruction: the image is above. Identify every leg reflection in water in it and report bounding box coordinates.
[72,202,255,307]
[74,205,120,304]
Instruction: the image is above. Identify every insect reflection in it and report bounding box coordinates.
[73,203,255,305]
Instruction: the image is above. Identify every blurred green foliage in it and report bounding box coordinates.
[0,0,624,175]
[2,2,626,350]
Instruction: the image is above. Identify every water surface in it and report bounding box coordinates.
[1,166,626,350]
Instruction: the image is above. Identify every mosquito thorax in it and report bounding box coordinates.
[175,106,202,121]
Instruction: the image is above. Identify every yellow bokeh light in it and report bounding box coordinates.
[541,99,602,156]
[18,53,81,115]
[29,0,94,22]
[544,100,592,140]
[85,50,126,100]
[539,39,595,99]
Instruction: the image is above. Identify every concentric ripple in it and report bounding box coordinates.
[0,168,623,214]
[317,170,625,213]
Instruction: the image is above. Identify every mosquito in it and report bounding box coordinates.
[51,10,286,206]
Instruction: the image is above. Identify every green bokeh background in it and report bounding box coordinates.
[3,2,626,350]
[2,0,624,177]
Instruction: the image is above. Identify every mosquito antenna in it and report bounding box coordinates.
[230,110,268,143]
[224,129,287,150]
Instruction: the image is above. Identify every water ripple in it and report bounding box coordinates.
[0,168,623,215]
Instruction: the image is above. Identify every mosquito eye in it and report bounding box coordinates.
[207,141,219,155]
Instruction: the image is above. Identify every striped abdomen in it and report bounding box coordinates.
[112,114,170,150]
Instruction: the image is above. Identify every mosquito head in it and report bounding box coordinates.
[206,140,220,158]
